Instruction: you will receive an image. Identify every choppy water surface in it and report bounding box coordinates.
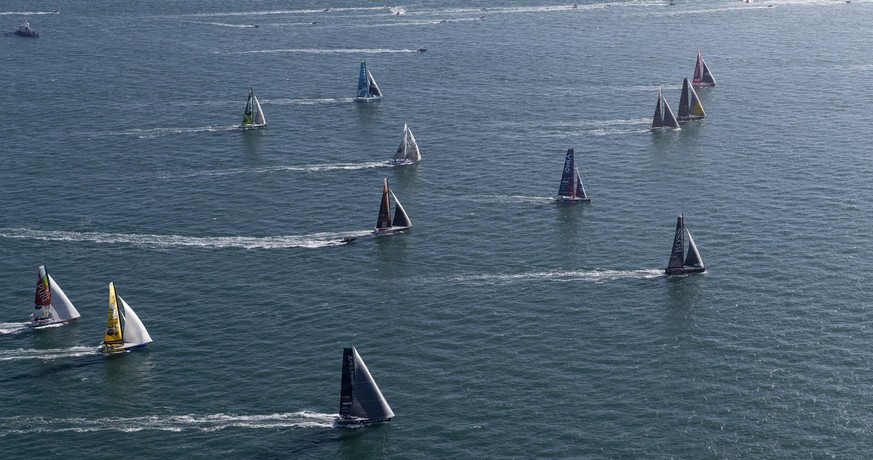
[2,0,873,458]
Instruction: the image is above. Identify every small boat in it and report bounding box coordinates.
[30,265,80,328]
[99,282,152,354]
[652,87,680,130]
[339,236,356,244]
[336,346,394,426]
[665,214,705,276]
[556,148,591,202]
[14,18,38,37]
[677,77,706,122]
[389,123,421,165]
[241,86,267,129]
[373,178,411,236]
[355,60,383,103]
[692,50,716,87]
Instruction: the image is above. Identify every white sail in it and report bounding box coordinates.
[253,94,267,126]
[367,69,382,97]
[684,229,705,269]
[48,275,80,322]
[120,296,152,349]
[405,128,421,162]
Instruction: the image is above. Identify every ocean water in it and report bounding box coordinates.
[2,0,873,457]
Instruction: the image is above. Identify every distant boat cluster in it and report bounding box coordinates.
[17,44,712,428]
[652,50,715,130]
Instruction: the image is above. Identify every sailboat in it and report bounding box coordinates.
[652,86,680,130]
[389,123,421,165]
[374,178,412,235]
[692,50,716,87]
[30,264,81,328]
[241,86,267,129]
[99,282,153,354]
[337,346,394,426]
[677,77,706,122]
[355,60,383,103]
[556,148,591,202]
[665,214,706,276]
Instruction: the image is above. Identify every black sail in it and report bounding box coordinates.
[666,214,685,273]
[677,78,690,120]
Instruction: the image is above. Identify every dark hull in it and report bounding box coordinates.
[335,416,391,427]
[15,29,38,37]
[665,267,706,276]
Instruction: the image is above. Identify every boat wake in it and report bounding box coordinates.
[198,21,260,28]
[161,161,390,179]
[262,97,356,105]
[0,11,60,16]
[0,411,336,435]
[0,228,370,250]
[465,195,555,205]
[448,269,665,284]
[0,346,96,362]
[184,7,385,18]
[110,125,240,139]
[228,47,422,55]
[0,322,30,335]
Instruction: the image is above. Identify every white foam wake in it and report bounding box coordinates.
[0,228,371,250]
[449,269,665,284]
[161,161,391,179]
[0,411,336,434]
[0,346,96,362]
[228,47,421,55]
[0,322,30,335]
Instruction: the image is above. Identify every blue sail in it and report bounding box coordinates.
[357,61,369,98]
[557,148,575,197]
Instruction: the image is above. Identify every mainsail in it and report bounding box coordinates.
[692,50,716,87]
[339,346,394,423]
[678,78,706,121]
[31,265,80,326]
[390,123,421,164]
[102,282,124,350]
[375,178,392,230]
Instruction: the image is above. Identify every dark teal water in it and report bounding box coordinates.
[3,0,873,457]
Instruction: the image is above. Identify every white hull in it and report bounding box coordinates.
[556,195,591,202]
[241,123,267,130]
[355,96,382,103]
[30,317,78,328]
[373,226,410,236]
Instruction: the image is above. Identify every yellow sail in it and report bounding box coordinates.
[101,282,124,352]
